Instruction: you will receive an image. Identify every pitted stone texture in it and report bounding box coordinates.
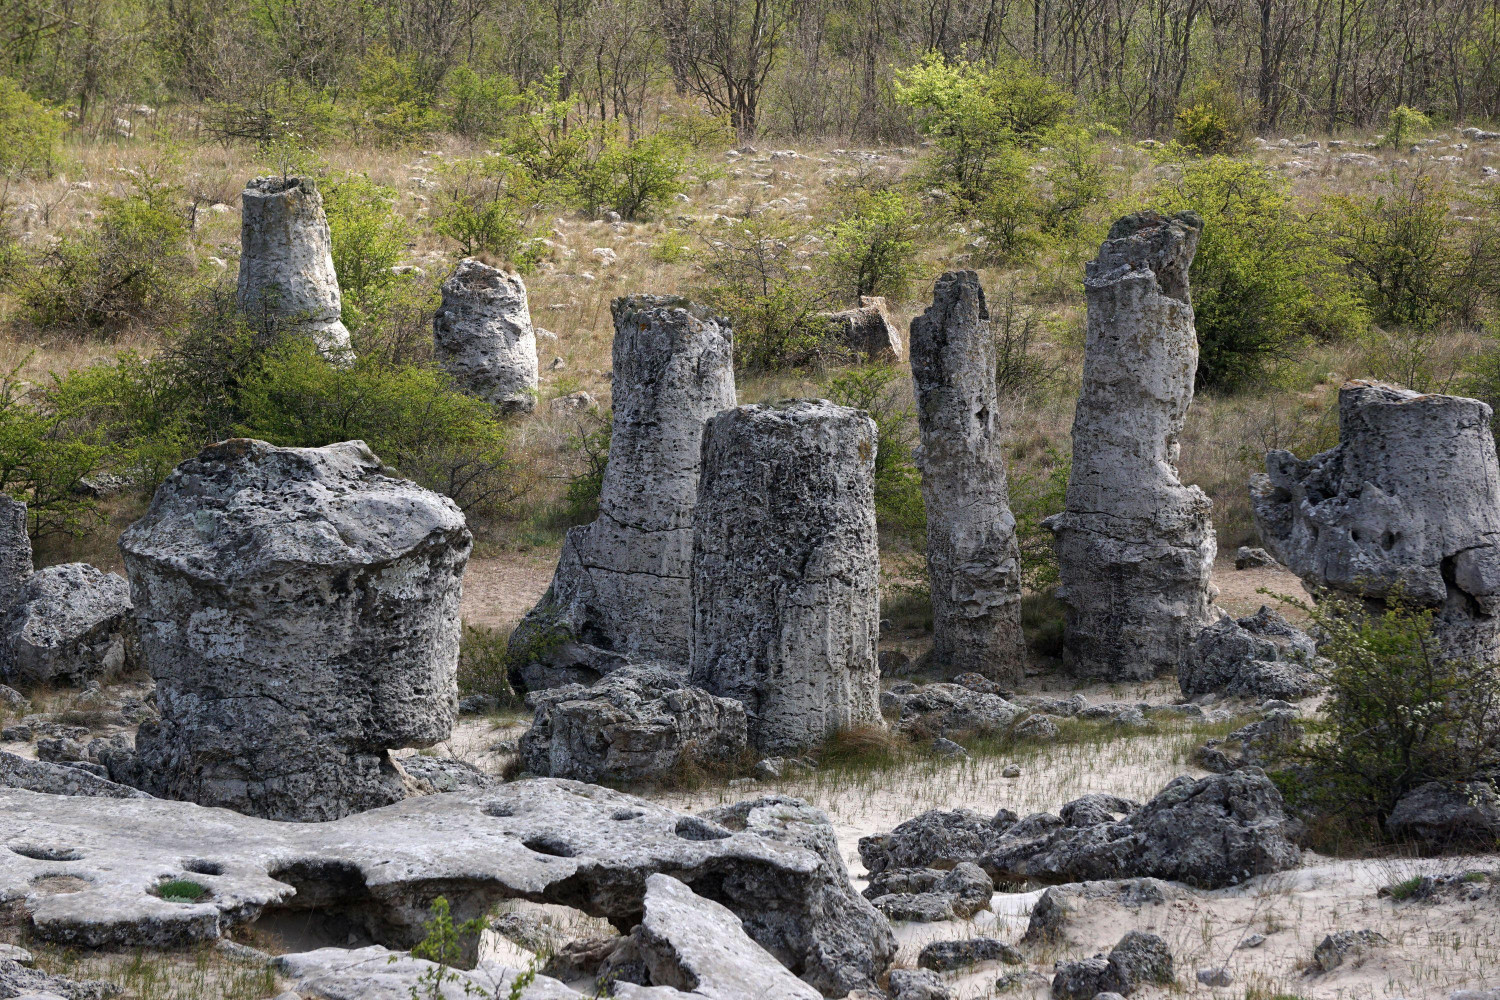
[0,779,891,995]
[519,664,747,783]
[119,439,471,821]
[909,271,1024,682]
[1181,606,1325,700]
[1251,381,1500,663]
[635,874,822,999]
[819,296,903,362]
[1047,212,1216,681]
[236,176,351,359]
[0,496,31,608]
[691,400,882,754]
[433,259,538,412]
[511,297,736,692]
[0,564,132,687]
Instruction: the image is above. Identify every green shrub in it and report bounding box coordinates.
[154,879,208,903]
[354,49,446,147]
[822,187,926,301]
[1385,104,1432,149]
[1173,80,1250,155]
[659,106,736,150]
[0,362,113,539]
[1041,128,1109,236]
[457,624,522,709]
[0,76,61,177]
[444,66,520,139]
[822,364,924,540]
[972,147,1043,264]
[322,172,411,309]
[576,129,688,220]
[1158,156,1365,391]
[432,157,545,268]
[1009,448,1069,593]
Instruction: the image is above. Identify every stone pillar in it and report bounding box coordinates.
[120,439,471,821]
[909,270,1025,682]
[0,496,32,609]
[508,296,736,692]
[1046,212,1216,681]
[1252,381,1500,663]
[237,176,352,361]
[690,400,882,753]
[433,258,539,413]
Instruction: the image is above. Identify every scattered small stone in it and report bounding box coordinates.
[1001,763,1021,778]
[1314,929,1389,972]
[888,968,950,1000]
[1234,546,1276,569]
[1237,933,1265,949]
[1197,967,1234,986]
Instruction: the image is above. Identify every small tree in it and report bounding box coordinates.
[821,188,926,301]
[1384,105,1432,149]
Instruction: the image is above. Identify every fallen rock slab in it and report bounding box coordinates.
[0,564,132,688]
[0,750,150,799]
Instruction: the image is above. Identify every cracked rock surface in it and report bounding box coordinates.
[0,564,132,688]
[433,258,539,412]
[511,297,736,692]
[1047,211,1216,681]
[118,438,471,821]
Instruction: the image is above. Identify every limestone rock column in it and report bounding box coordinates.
[690,400,882,753]
[433,258,539,413]
[1252,381,1500,663]
[508,296,736,691]
[237,176,353,361]
[0,496,31,609]
[120,439,471,820]
[909,270,1025,682]
[1046,211,1216,681]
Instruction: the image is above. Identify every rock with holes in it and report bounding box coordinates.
[1049,931,1173,998]
[817,296,903,362]
[909,271,1025,683]
[510,297,736,693]
[917,938,1022,972]
[870,862,992,922]
[1021,879,1178,948]
[236,176,351,360]
[887,969,950,1000]
[0,496,31,609]
[1180,606,1324,700]
[518,663,747,783]
[1251,381,1500,664]
[0,778,892,994]
[0,564,133,688]
[691,401,882,754]
[1046,212,1216,681]
[119,439,471,821]
[433,258,538,412]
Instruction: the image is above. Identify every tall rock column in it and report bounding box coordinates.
[1252,381,1500,663]
[909,270,1025,682]
[0,496,32,609]
[690,400,882,754]
[237,176,353,361]
[508,297,736,692]
[433,258,539,413]
[1046,211,1216,681]
[120,439,471,821]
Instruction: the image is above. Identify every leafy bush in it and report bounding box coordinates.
[0,362,113,539]
[992,290,1062,402]
[558,409,610,525]
[353,49,446,146]
[457,624,522,708]
[432,157,545,268]
[444,66,520,139]
[1385,105,1432,149]
[322,172,411,309]
[576,129,687,220]
[1274,591,1500,840]
[1009,448,1069,593]
[822,187,926,301]
[660,106,736,150]
[0,76,61,177]
[1173,80,1250,155]
[822,364,924,539]
[1158,156,1365,391]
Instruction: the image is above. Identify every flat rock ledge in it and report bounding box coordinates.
[0,779,890,996]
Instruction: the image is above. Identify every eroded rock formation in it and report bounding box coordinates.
[236,176,352,360]
[510,297,735,692]
[818,296,903,361]
[1180,606,1324,700]
[119,439,471,821]
[1251,381,1500,663]
[0,496,31,608]
[1046,211,1216,681]
[0,563,132,687]
[909,270,1025,681]
[433,258,539,412]
[690,400,882,754]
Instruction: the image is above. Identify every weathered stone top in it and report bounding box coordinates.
[119,439,468,586]
[242,174,318,204]
[1086,210,1202,302]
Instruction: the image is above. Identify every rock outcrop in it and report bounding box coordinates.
[119,439,471,821]
[0,750,151,799]
[0,563,132,687]
[880,682,1022,738]
[1180,606,1325,700]
[818,296,903,361]
[519,664,747,783]
[866,862,992,922]
[908,271,1025,682]
[433,258,539,412]
[236,176,351,360]
[1051,931,1174,999]
[1046,212,1216,680]
[1251,381,1500,664]
[0,496,31,608]
[691,400,882,754]
[511,297,735,692]
[0,779,893,995]
[1384,781,1500,852]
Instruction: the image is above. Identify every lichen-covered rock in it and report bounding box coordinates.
[1313,929,1388,972]
[1047,212,1216,680]
[869,862,991,922]
[1180,606,1324,700]
[0,495,32,608]
[691,400,881,753]
[1234,546,1276,570]
[1049,931,1173,999]
[0,563,132,687]
[909,271,1024,682]
[511,297,735,693]
[0,958,118,1000]
[0,750,150,799]
[881,683,1021,739]
[0,779,891,995]
[917,938,1021,972]
[1251,381,1500,663]
[1385,781,1500,852]
[634,874,821,999]
[1021,879,1177,947]
[433,258,538,412]
[818,296,902,361]
[120,439,471,821]
[518,664,747,783]
[887,969,950,1000]
[236,176,351,359]
[858,807,1015,875]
